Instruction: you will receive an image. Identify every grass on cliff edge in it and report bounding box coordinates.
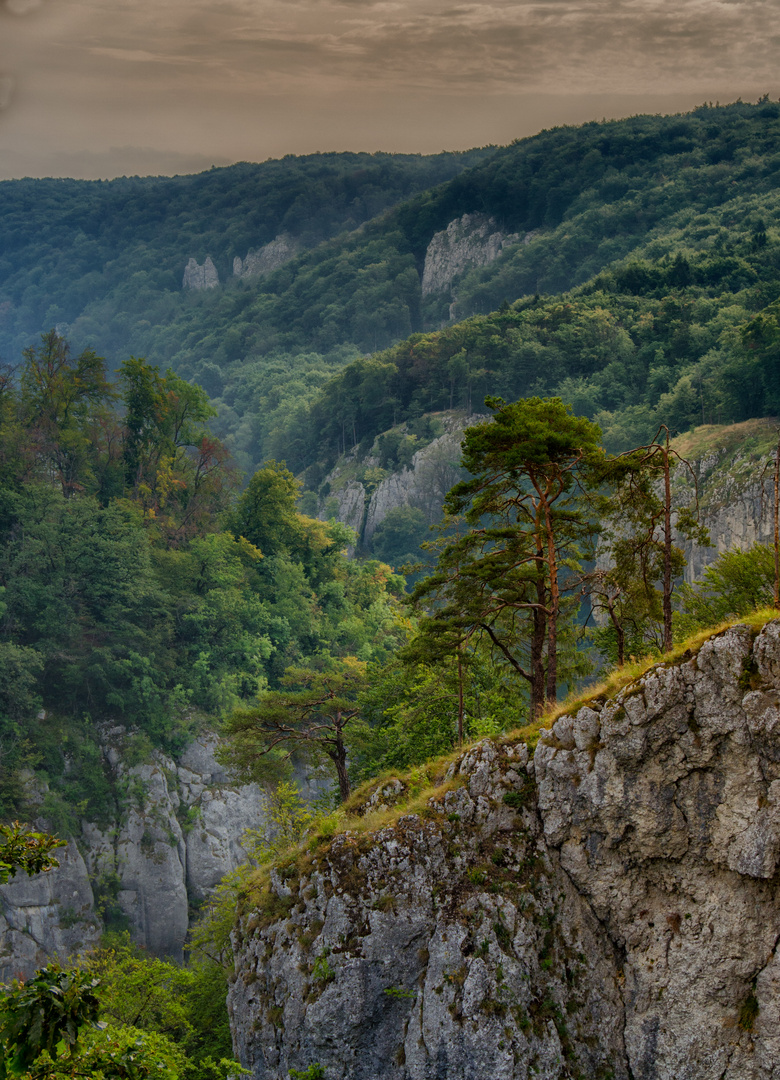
[540,606,779,728]
[235,609,779,918]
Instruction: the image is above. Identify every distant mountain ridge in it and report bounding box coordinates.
[3,101,780,477]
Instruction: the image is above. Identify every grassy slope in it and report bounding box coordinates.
[235,610,780,916]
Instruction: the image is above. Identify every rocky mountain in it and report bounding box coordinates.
[229,618,780,1080]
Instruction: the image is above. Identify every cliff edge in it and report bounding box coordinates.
[229,620,780,1079]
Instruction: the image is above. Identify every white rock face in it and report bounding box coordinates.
[0,733,266,977]
[330,481,366,542]
[182,256,219,290]
[534,622,780,1078]
[231,621,780,1079]
[233,235,299,279]
[362,425,467,544]
[421,213,519,297]
[0,840,100,981]
[680,436,777,582]
[320,413,483,548]
[230,739,626,1080]
[592,422,778,589]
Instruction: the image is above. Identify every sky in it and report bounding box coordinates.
[0,0,778,180]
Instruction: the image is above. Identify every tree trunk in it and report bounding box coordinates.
[607,599,625,666]
[457,645,465,745]
[544,499,559,707]
[530,551,546,719]
[330,735,351,803]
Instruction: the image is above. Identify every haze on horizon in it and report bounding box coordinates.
[0,0,778,181]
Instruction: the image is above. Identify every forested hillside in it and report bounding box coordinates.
[0,148,491,466]
[4,100,780,815]
[0,332,406,831]
[4,102,780,475]
[285,100,780,484]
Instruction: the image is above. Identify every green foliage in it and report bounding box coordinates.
[219,659,370,801]
[19,331,115,498]
[675,545,777,637]
[241,782,317,866]
[0,823,64,885]
[7,105,780,480]
[289,1066,325,1080]
[590,431,709,656]
[0,964,100,1072]
[410,398,602,715]
[187,865,252,971]
[0,332,407,824]
[79,936,240,1080]
[351,645,526,780]
[0,486,171,727]
[0,955,212,1078]
[8,1022,185,1079]
[231,461,302,557]
[370,506,429,571]
[502,778,536,810]
[0,150,491,474]
[311,953,335,983]
[738,987,760,1031]
[0,644,44,816]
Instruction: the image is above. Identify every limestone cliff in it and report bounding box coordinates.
[233,235,300,279]
[317,412,483,550]
[672,419,779,582]
[229,620,780,1079]
[183,256,220,290]
[0,731,266,978]
[421,214,520,298]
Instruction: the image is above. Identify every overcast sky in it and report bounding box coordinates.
[0,0,778,179]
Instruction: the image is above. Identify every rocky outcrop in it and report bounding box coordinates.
[328,481,366,543]
[675,421,779,582]
[230,621,780,1079]
[534,622,780,1078]
[0,732,266,978]
[319,413,482,548]
[362,426,468,546]
[183,256,219,290]
[233,235,299,279]
[421,214,520,297]
[0,839,100,982]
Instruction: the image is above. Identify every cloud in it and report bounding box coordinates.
[4,0,44,13]
[87,46,198,65]
[1,0,779,178]
[11,0,779,95]
[0,73,13,109]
